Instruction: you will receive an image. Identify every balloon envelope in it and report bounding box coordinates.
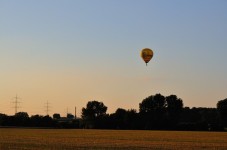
[140,48,153,65]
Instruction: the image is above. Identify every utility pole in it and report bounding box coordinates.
[66,107,69,117]
[45,101,50,116]
[13,94,20,114]
[75,106,77,119]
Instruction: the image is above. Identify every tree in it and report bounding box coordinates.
[41,115,54,127]
[139,93,166,129]
[15,112,29,118]
[14,112,30,126]
[113,108,127,129]
[126,109,140,129]
[53,113,61,119]
[217,98,227,127]
[166,95,183,111]
[166,95,183,128]
[82,100,107,128]
[67,113,74,119]
[0,113,7,126]
[139,93,166,113]
[30,115,43,127]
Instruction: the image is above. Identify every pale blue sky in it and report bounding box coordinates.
[0,1,227,116]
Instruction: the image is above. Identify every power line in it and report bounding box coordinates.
[12,94,21,114]
[45,101,50,116]
[66,107,69,116]
[75,106,77,118]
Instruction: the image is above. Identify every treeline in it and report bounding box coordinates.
[0,93,227,131]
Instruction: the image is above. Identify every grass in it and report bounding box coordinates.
[0,128,227,149]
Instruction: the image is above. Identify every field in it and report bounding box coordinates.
[0,129,227,149]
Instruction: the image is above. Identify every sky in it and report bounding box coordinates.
[0,0,227,116]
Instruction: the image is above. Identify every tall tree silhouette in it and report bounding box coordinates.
[112,108,127,129]
[14,112,30,126]
[166,95,183,128]
[139,93,166,129]
[217,98,227,127]
[82,100,107,128]
[53,113,61,119]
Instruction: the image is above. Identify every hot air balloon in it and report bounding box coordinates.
[140,48,153,66]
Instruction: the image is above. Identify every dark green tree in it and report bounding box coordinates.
[113,108,127,129]
[166,95,183,128]
[30,115,43,127]
[139,93,166,129]
[67,113,74,119]
[41,115,54,127]
[53,113,61,119]
[126,109,140,129]
[15,112,29,118]
[82,100,107,128]
[0,113,7,126]
[217,98,227,127]
[14,112,30,126]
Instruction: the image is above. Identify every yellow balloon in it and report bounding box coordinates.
[140,48,153,66]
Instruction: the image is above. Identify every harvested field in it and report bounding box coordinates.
[0,128,227,149]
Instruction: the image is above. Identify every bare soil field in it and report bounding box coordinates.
[0,128,227,149]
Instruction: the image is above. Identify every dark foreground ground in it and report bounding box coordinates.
[0,128,227,149]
